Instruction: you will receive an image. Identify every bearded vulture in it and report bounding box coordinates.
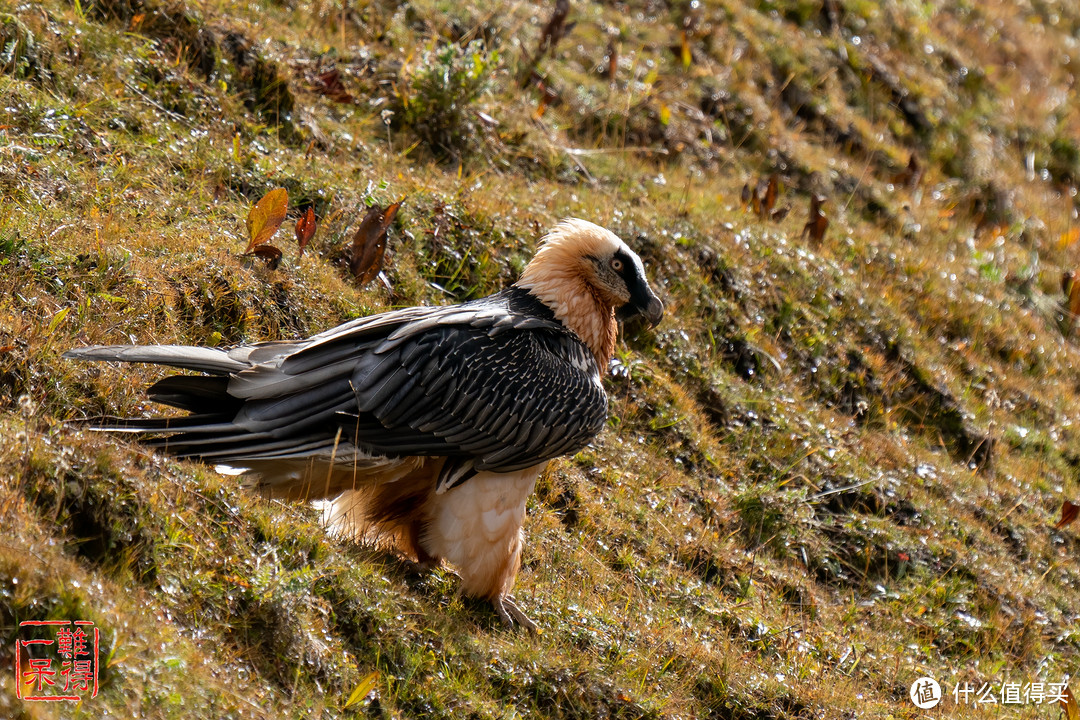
[65,218,663,629]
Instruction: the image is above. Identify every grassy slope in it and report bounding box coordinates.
[3,0,1080,717]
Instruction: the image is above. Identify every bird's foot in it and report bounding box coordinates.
[493,595,538,633]
[400,555,441,579]
[412,557,439,572]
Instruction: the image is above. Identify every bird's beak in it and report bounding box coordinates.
[617,291,664,327]
[641,294,664,327]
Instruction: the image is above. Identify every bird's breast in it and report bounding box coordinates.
[421,463,548,599]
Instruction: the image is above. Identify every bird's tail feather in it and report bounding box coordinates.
[63,345,254,375]
[64,341,444,531]
[147,375,240,414]
[68,413,233,432]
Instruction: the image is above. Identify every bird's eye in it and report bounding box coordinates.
[610,258,624,272]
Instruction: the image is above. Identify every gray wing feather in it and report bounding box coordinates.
[347,318,608,476]
[66,289,609,480]
[64,345,252,374]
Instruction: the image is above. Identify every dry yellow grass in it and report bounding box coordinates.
[3,0,1080,717]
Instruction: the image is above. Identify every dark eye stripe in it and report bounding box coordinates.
[613,250,638,281]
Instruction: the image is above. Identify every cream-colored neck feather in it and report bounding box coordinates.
[515,219,621,367]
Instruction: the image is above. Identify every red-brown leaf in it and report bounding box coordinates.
[1070,278,1080,318]
[349,199,404,285]
[891,153,922,189]
[761,173,779,218]
[752,176,768,218]
[808,214,829,244]
[1056,499,1079,530]
[313,68,354,104]
[802,194,829,245]
[295,207,317,257]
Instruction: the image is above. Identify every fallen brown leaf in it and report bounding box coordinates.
[295,207,317,257]
[890,153,922,189]
[349,199,404,285]
[245,187,289,253]
[751,178,765,216]
[1056,499,1079,529]
[606,38,618,82]
[760,173,779,219]
[1062,685,1079,720]
[312,68,354,104]
[801,194,829,246]
[1070,278,1080,319]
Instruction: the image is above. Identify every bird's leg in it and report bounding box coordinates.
[408,519,440,571]
[493,595,537,633]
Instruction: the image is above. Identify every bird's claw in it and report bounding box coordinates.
[411,557,439,573]
[494,595,538,633]
[400,557,439,581]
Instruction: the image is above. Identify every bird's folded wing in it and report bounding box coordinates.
[344,317,608,474]
[66,289,609,478]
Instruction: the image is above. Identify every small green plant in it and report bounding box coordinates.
[733,486,791,556]
[396,41,498,161]
[0,230,27,261]
[0,13,47,80]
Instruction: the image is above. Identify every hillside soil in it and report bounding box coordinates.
[4,0,1080,717]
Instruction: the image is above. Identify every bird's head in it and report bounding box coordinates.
[517,218,664,327]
